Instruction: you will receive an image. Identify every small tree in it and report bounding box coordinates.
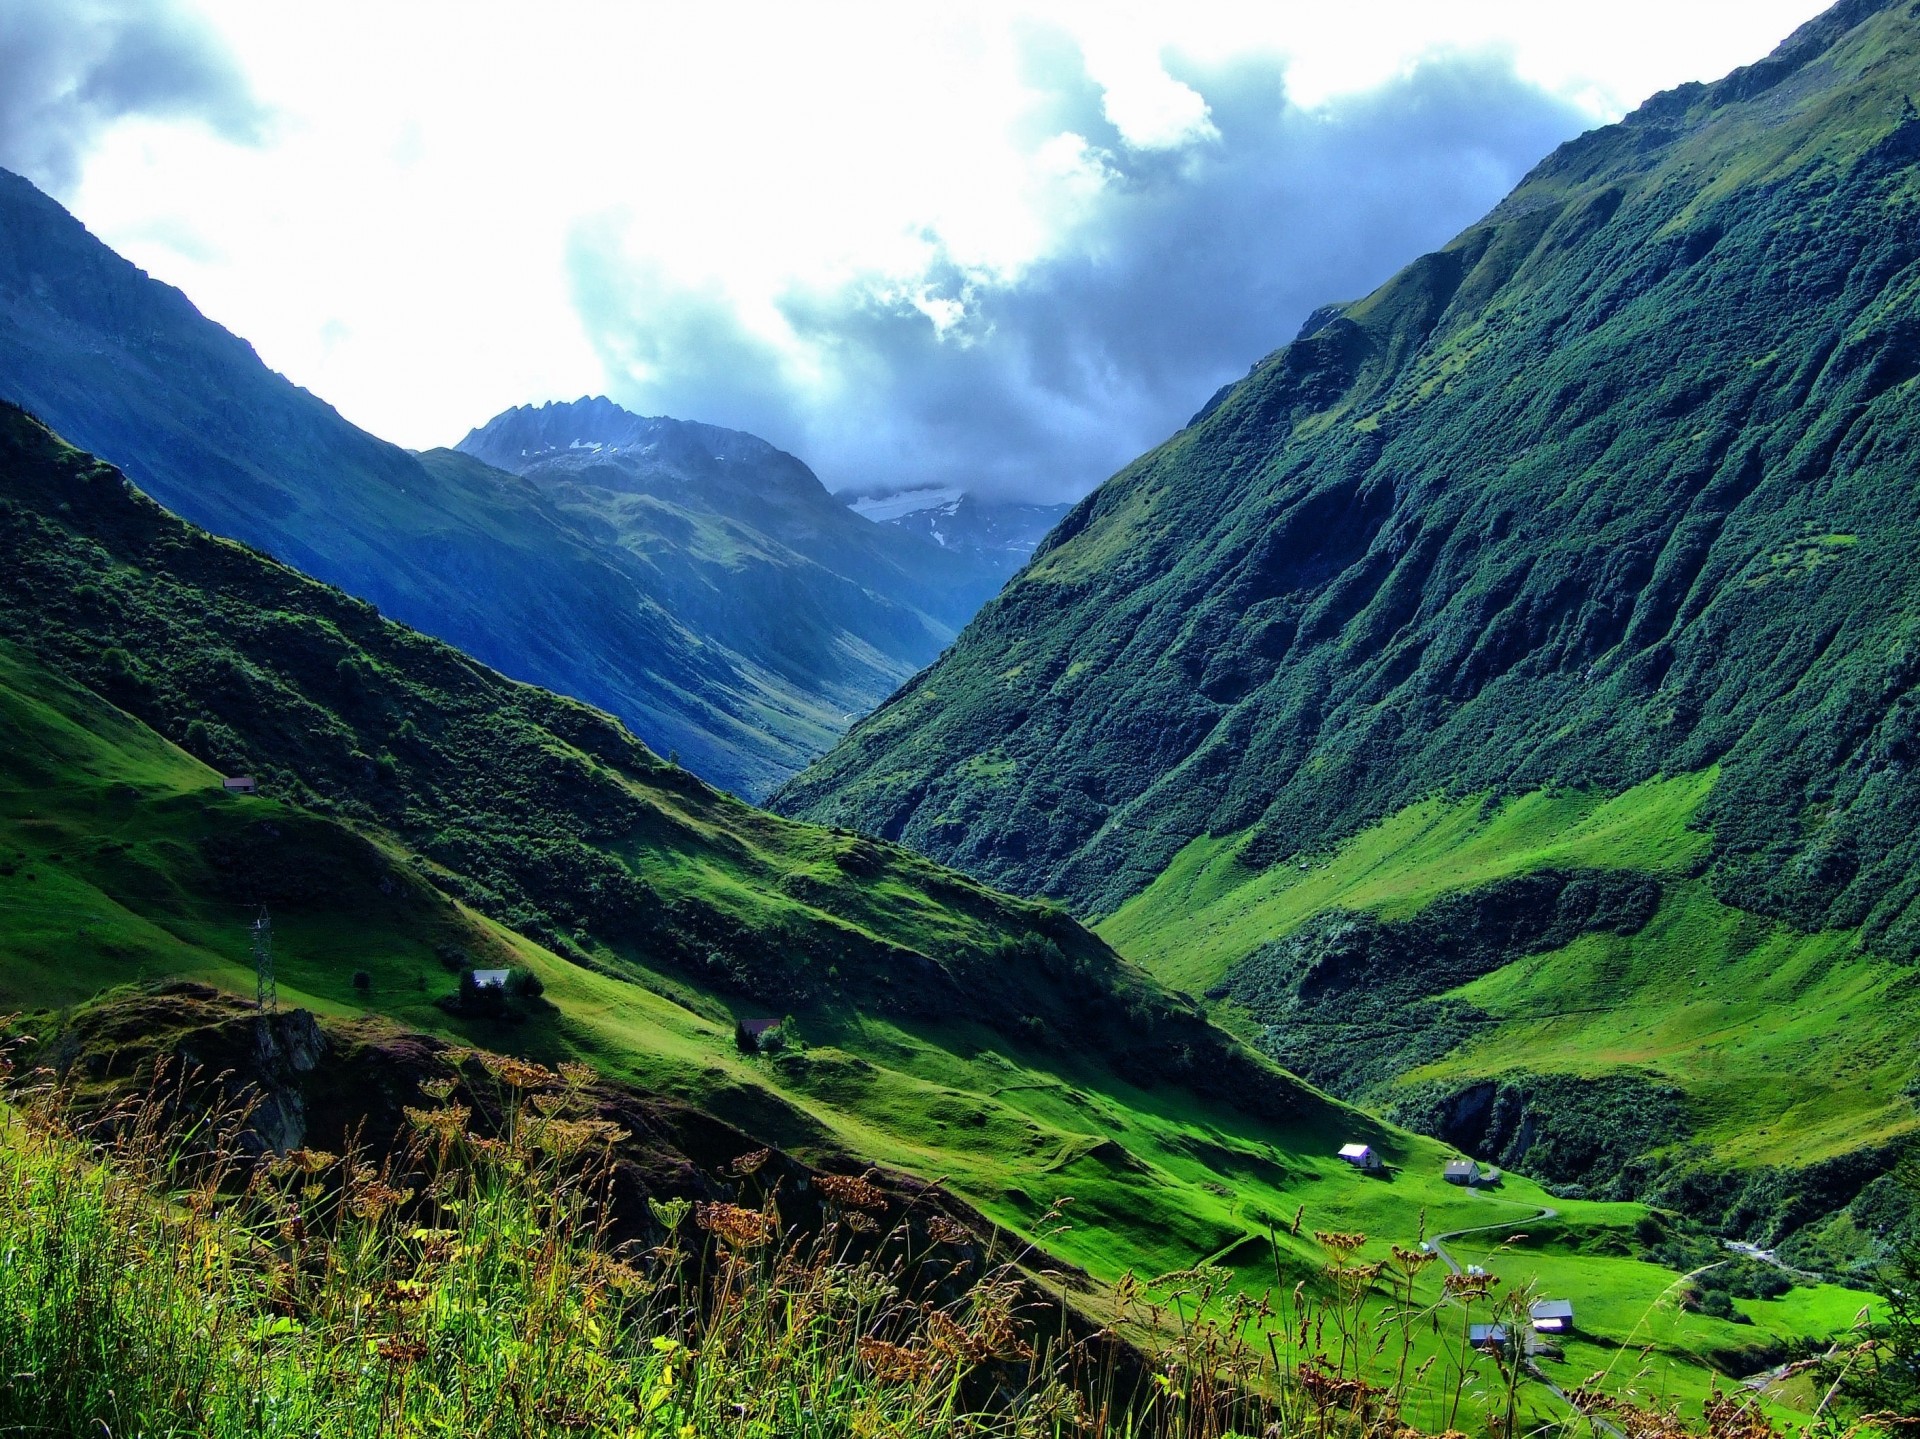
[350,970,371,995]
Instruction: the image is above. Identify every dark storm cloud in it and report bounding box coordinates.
[570,44,1586,503]
[0,0,265,192]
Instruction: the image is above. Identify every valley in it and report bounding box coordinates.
[3,0,1918,1430]
[0,404,1880,1426]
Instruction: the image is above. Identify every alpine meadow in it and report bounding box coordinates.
[3,1,1919,1435]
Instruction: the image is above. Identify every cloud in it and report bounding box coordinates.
[0,0,265,193]
[567,42,1584,505]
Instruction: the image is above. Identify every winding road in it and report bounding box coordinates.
[1417,1198,1626,1438]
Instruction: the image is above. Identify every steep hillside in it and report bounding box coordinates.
[776,0,1920,1239]
[0,406,1875,1417]
[0,181,998,798]
[450,397,1007,731]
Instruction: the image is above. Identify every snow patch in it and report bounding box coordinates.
[845,486,965,523]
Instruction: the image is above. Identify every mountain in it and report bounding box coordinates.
[0,404,1873,1414]
[775,0,1920,1252]
[841,484,1073,578]
[0,175,1000,800]
[449,396,1015,760]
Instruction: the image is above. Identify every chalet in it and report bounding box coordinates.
[1338,1143,1382,1171]
[1530,1299,1575,1334]
[1468,1323,1509,1351]
[1444,1158,1482,1186]
[221,776,257,794]
[470,969,511,990]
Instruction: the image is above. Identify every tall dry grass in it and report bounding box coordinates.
[0,1040,1872,1439]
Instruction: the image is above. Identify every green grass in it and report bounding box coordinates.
[1100,772,1714,995]
[0,639,1873,1422]
[1405,881,1920,1168]
[0,1069,1858,1439]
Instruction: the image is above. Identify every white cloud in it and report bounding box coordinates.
[33,0,1835,475]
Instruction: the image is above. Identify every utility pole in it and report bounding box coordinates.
[252,906,276,1014]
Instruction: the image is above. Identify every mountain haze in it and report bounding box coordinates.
[0,175,1001,798]
[841,485,1073,580]
[777,0,1920,1236]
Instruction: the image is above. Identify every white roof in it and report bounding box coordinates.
[1532,1299,1574,1319]
[1338,1143,1373,1158]
[471,968,511,987]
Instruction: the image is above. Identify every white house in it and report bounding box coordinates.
[470,969,511,990]
[1444,1158,1482,1185]
[1338,1142,1382,1170]
[222,776,257,794]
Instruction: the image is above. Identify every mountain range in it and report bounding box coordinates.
[0,175,1009,799]
[776,0,1920,1256]
[0,0,1915,1421]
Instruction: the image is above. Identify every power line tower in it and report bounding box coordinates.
[252,906,277,1014]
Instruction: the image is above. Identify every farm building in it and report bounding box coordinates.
[470,969,511,990]
[1530,1299,1575,1334]
[1468,1323,1509,1351]
[1337,1143,1381,1170]
[221,776,257,794]
[1444,1158,1482,1185]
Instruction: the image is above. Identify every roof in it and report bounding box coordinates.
[741,1017,782,1036]
[1469,1324,1509,1343]
[470,968,511,988]
[1445,1158,1479,1173]
[1338,1143,1373,1158]
[1531,1299,1574,1320]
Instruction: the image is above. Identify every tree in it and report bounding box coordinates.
[1841,1163,1920,1419]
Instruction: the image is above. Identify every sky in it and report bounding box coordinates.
[1,1,1836,504]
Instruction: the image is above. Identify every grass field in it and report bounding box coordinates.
[0,644,1881,1426]
[1097,770,1920,1178]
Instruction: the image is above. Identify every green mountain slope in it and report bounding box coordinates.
[0,176,1002,799]
[0,406,1875,1418]
[775,0,1920,1245]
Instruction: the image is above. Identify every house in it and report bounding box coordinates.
[740,1018,782,1040]
[470,969,511,990]
[1469,1323,1510,1351]
[221,776,257,794]
[1338,1143,1382,1170]
[1444,1158,1482,1185]
[1530,1299,1575,1334]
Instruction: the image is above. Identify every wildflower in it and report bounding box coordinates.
[728,1147,772,1176]
[374,1336,427,1366]
[487,1055,559,1090]
[694,1201,776,1249]
[926,1215,971,1245]
[857,1337,933,1383]
[816,1171,887,1211]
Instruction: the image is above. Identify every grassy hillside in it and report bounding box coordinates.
[776,0,1920,946]
[772,0,1920,1250]
[0,177,1003,799]
[1102,772,1920,1269]
[0,407,1876,1419]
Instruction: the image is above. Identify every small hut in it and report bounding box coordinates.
[1530,1299,1575,1334]
[1338,1142,1382,1171]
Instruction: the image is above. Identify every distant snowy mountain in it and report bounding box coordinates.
[840,486,1071,572]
